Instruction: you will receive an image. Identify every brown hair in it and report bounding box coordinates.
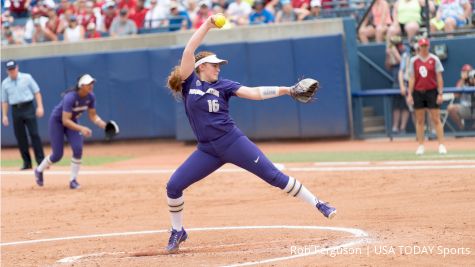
[166,51,216,95]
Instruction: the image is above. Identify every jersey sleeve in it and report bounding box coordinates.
[62,92,75,113]
[434,56,444,73]
[26,74,40,94]
[1,81,8,103]
[182,72,197,96]
[89,93,96,109]
[408,56,416,77]
[221,79,242,98]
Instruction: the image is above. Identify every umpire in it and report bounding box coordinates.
[1,60,45,170]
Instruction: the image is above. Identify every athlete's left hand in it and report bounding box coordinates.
[290,78,320,103]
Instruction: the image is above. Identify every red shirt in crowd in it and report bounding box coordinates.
[130,7,148,29]
[86,31,102,39]
[103,12,117,31]
[291,0,310,8]
[9,0,29,14]
[118,0,137,16]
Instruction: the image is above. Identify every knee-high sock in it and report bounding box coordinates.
[284,177,319,206]
[71,158,81,181]
[37,156,52,172]
[168,196,184,231]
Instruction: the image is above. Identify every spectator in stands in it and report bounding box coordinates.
[320,0,333,9]
[447,64,475,130]
[278,0,309,22]
[101,1,118,32]
[24,7,49,42]
[36,0,56,16]
[214,0,230,11]
[2,22,23,45]
[388,0,425,42]
[407,37,447,155]
[186,0,197,22]
[63,15,85,42]
[358,0,392,43]
[168,1,191,31]
[7,0,30,18]
[398,37,418,120]
[85,21,101,38]
[45,7,61,36]
[110,8,137,36]
[292,0,310,9]
[79,1,97,30]
[75,0,88,24]
[32,16,58,42]
[226,0,252,25]
[118,0,137,16]
[249,0,274,24]
[430,0,472,33]
[276,1,298,23]
[57,8,74,35]
[3,29,23,45]
[56,0,76,17]
[129,0,148,29]
[193,1,213,29]
[386,35,411,134]
[144,0,167,28]
[305,0,321,20]
[264,0,281,16]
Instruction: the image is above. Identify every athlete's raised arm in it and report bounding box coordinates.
[180,16,218,80]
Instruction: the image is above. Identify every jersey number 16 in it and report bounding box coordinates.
[207,100,220,113]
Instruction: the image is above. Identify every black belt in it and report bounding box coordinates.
[12,100,33,108]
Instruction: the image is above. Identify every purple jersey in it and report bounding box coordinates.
[51,91,96,121]
[182,72,242,142]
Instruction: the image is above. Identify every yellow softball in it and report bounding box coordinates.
[214,13,226,28]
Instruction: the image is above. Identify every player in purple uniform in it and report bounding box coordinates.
[164,16,337,253]
[34,74,108,189]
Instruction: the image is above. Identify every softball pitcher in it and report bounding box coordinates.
[164,15,336,253]
[34,74,107,189]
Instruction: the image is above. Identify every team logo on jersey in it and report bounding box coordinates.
[206,88,219,97]
[418,66,428,78]
[72,106,88,112]
[196,80,201,86]
[75,101,79,107]
[189,89,204,96]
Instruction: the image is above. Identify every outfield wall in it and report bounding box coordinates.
[1,19,354,146]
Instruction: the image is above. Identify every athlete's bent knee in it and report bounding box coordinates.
[49,152,63,163]
[71,147,83,160]
[166,180,184,199]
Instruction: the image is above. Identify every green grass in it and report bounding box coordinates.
[1,156,131,168]
[267,150,475,163]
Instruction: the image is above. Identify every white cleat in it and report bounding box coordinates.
[415,145,425,156]
[438,144,447,155]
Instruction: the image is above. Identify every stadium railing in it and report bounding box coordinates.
[352,87,475,139]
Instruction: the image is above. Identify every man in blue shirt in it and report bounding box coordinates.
[2,60,45,170]
[249,0,274,25]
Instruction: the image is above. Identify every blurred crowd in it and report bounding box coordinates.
[2,0,474,46]
[1,0,339,45]
[359,0,474,44]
